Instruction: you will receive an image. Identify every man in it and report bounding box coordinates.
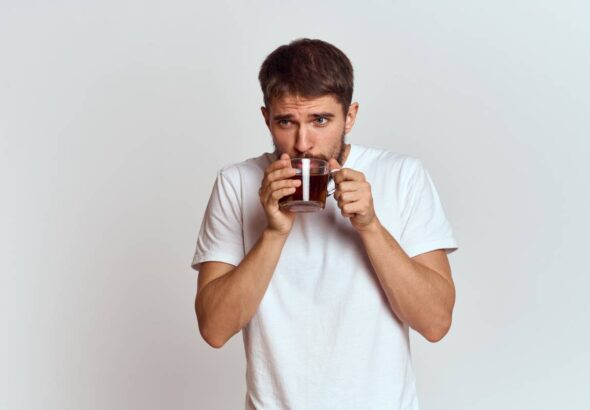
[192,38,458,409]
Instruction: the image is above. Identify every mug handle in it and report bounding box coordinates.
[327,168,341,197]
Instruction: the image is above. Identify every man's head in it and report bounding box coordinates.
[258,39,358,163]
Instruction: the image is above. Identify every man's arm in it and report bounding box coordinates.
[195,154,300,348]
[328,158,455,342]
[356,222,455,342]
[196,229,289,348]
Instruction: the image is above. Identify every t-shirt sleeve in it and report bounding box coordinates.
[399,158,458,258]
[191,169,245,273]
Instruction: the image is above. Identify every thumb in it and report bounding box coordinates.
[281,153,291,166]
[328,158,341,172]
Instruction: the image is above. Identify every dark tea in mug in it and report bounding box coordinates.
[279,158,330,212]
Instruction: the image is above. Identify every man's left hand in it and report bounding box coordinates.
[328,159,378,231]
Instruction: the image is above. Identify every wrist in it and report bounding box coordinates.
[263,227,290,242]
[355,217,383,237]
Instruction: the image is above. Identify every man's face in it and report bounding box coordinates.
[261,94,358,164]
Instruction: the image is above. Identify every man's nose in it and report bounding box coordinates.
[294,125,313,154]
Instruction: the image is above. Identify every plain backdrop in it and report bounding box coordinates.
[1,1,589,409]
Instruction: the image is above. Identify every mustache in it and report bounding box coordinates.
[272,133,346,163]
[271,150,331,163]
[291,152,330,161]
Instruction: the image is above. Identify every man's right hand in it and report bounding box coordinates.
[198,155,300,347]
[259,153,301,236]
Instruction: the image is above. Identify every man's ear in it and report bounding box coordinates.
[344,102,359,134]
[261,106,270,128]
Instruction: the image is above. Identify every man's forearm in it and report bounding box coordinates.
[357,219,455,342]
[196,229,288,347]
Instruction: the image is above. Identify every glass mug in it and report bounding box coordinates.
[278,158,338,213]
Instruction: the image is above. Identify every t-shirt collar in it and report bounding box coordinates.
[341,143,359,168]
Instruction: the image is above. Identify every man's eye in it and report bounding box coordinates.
[315,116,328,125]
[278,119,291,127]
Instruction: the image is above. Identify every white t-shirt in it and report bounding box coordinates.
[192,144,458,410]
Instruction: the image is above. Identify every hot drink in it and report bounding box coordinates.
[278,158,330,213]
[279,173,330,212]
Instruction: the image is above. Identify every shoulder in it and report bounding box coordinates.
[352,144,423,179]
[217,152,274,183]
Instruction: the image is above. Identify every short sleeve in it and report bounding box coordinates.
[399,159,458,258]
[191,169,245,272]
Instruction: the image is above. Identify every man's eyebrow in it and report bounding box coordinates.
[309,112,335,118]
[271,112,336,121]
[272,114,294,121]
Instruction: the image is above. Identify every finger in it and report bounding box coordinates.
[267,166,298,183]
[336,190,362,204]
[334,181,363,195]
[328,158,341,185]
[262,176,300,205]
[332,168,365,184]
[262,156,295,194]
[334,181,365,201]
[265,160,291,177]
[341,201,365,217]
[268,186,297,203]
[328,158,341,172]
[261,179,287,200]
[269,178,301,193]
[264,156,292,176]
[338,202,355,218]
[261,183,292,208]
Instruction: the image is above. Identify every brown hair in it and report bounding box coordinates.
[258,38,354,114]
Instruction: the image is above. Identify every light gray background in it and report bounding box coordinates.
[1,1,589,409]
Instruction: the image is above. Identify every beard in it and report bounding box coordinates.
[272,130,348,165]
